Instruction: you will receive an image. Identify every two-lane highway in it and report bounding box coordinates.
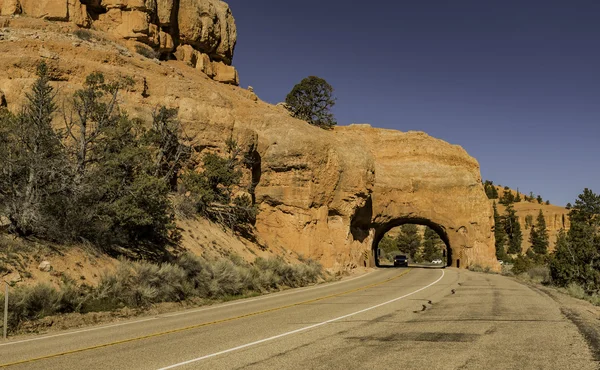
[1,267,597,369]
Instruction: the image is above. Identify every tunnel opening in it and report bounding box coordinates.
[372,218,452,268]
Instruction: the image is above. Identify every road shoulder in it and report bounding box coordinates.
[519,280,600,362]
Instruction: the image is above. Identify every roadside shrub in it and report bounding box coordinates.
[256,266,281,290]
[526,266,551,284]
[57,278,87,313]
[511,254,532,275]
[6,284,61,331]
[563,283,600,306]
[566,283,587,300]
[3,254,325,332]
[91,260,192,309]
[501,263,514,276]
[173,252,212,297]
[255,256,322,288]
[468,264,484,272]
[207,259,244,297]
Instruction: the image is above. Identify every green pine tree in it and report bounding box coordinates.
[285,76,337,128]
[378,234,400,261]
[531,209,549,255]
[493,202,507,259]
[484,180,499,199]
[396,224,422,261]
[0,62,70,237]
[550,188,600,293]
[504,202,523,254]
[500,187,515,205]
[421,227,443,262]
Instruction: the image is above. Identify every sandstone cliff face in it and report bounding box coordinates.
[0,0,238,84]
[0,17,498,272]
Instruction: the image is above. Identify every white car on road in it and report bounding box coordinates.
[431,259,443,264]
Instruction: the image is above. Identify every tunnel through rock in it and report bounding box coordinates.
[373,218,452,268]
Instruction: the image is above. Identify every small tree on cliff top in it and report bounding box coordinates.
[285,76,337,129]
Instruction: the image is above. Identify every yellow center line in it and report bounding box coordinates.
[0,269,412,368]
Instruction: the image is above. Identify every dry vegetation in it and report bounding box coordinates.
[0,253,325,335]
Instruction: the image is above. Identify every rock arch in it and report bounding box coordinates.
[359,127,498,269]
[252,124,499,272]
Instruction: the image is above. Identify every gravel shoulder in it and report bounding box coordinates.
[516,279,600,362]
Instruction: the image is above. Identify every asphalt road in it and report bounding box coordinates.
[0,267,597,369]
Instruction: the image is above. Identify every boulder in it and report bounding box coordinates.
[174,44,197,67]
[195,51,214,77]
[158,30,174,52]
[212,61,238,85]
[38,261,52,272]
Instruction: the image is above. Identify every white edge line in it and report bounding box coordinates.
[157,269,445,370]
[0,270,374,347]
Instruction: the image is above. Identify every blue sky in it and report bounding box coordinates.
[226,0,600,206]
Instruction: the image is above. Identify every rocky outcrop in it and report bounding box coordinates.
[250,124,497,271]
[0,19,499,272]
[0,0,238,85]
[178,0,236,64]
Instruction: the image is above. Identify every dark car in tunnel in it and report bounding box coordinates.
[393,255,409,267]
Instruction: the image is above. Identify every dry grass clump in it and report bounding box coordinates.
[134,44,160,59]
[563,283,600,306]
[467,264,492,273]
[73,29,93,41]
